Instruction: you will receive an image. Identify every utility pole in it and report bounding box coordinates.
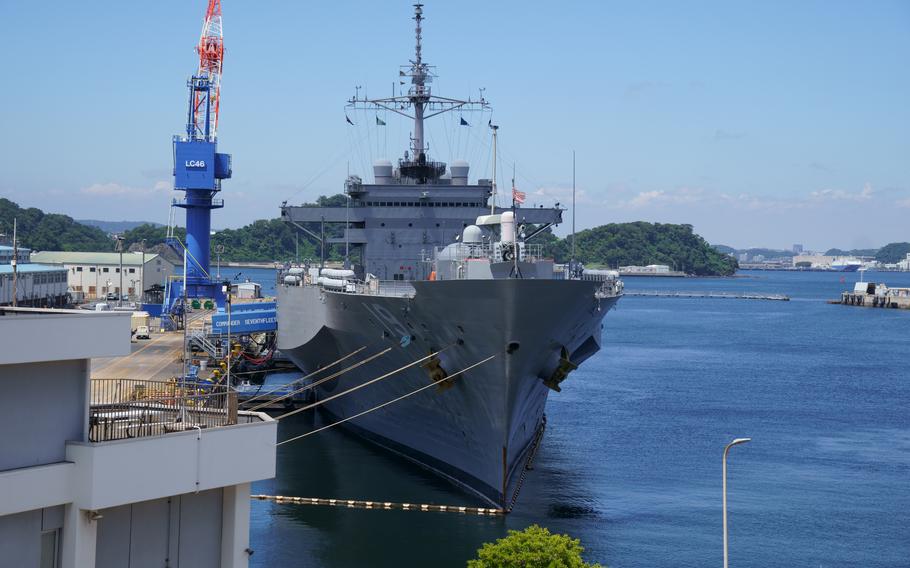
[216,243,224,279]
[115,235,124,307]
[140,239,146,304]
[11,218,18,307]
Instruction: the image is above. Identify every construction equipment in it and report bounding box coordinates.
[161,0,231,325]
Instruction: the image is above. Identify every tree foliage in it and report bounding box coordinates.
[564,222,738,276]
[0,198,113,252]
[467,525,603,568]
[875,242,910,264]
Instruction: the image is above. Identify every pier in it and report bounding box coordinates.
[625,290,789,301]
[832,291,910,310]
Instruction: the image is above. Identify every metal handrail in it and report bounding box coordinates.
[89,378,237,442]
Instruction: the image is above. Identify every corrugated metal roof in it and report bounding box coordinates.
[0,263,68,274]
[29,251,162,266]
[0,245,31,252]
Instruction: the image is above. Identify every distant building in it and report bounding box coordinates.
[0,244,30,264]
[30,251,177,300]
[792,244,803,254]
[0,307,276,568]
[899,253,910,271]
[0,245,68,307]
[619,264,671,274]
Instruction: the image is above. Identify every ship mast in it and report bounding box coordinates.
[347,3,490,183]
[411,3,427,160]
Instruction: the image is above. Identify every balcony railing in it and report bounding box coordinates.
[89,379,238,442]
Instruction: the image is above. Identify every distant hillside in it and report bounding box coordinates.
[0,198,114,252]
[825,248,878,257]
[78,219,164,234]
[875,242,910,264]
[713,245,795,258]
[562,222,738,276]
[5,195,737,275]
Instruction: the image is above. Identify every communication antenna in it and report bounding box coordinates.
[490,123,499,214]
[572,150,576,263]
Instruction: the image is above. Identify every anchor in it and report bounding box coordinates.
[543,346,577,392]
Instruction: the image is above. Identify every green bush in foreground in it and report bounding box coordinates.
[467,524,603,568]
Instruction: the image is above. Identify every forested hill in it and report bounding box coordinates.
[548,222,738,276]
[0,198,114,251]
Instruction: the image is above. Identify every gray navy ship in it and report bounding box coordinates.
[277,4,623,510]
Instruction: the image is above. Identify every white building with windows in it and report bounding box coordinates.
[0,246,69,307]
[29,251,177,300]
[0,307,276,567]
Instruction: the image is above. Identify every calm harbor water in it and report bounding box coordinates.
[246,270,910,567]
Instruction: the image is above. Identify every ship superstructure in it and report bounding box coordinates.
[277,4,622,509]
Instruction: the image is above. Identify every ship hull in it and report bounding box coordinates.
[277,279,618,508]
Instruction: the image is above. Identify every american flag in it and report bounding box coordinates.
[512,186,526,204]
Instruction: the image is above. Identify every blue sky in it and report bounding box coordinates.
[1,1,907,250]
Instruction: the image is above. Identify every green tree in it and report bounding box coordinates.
[0,198,113,252]
[467,525,603,568]
[875,242,910,264]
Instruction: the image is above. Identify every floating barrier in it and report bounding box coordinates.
[251,494,505,516]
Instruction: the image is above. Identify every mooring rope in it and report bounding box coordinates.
[245,347,393,412]
[240,345,369,407]
[274,344,457,421]
[276,354,497,445]
[251,495,504,516]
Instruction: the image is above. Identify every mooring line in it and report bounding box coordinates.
[245,347,392,412]
[276,354,497,445]
[251,494,505,516]
[239,345,368,406]
[274,344,457,421]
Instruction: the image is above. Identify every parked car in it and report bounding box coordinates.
[106,292,117,301]
[135,325,151,340]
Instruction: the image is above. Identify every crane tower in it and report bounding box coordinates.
[167,0,231,310]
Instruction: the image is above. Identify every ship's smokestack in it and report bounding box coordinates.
[450,160,469,186]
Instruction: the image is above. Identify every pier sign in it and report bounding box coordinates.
[211,309,277,334]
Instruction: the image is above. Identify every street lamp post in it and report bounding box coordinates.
[723,437,751,568]
[115,235,124,307]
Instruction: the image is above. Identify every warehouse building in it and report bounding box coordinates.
[30,251,177,301]
[0,246,69,307]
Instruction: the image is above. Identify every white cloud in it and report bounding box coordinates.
[809,182,874,202]
[81,180,170,198]
[531,185,595,205]
[617,187,706,209]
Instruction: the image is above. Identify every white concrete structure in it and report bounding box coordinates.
[792,254,835,268]
[0,307,276,568]
[899,253,910,271]
[30,251,177,300]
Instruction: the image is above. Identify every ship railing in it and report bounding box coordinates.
[88,379,241,442]
[432,242,547,264]
[356,280,416,298]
